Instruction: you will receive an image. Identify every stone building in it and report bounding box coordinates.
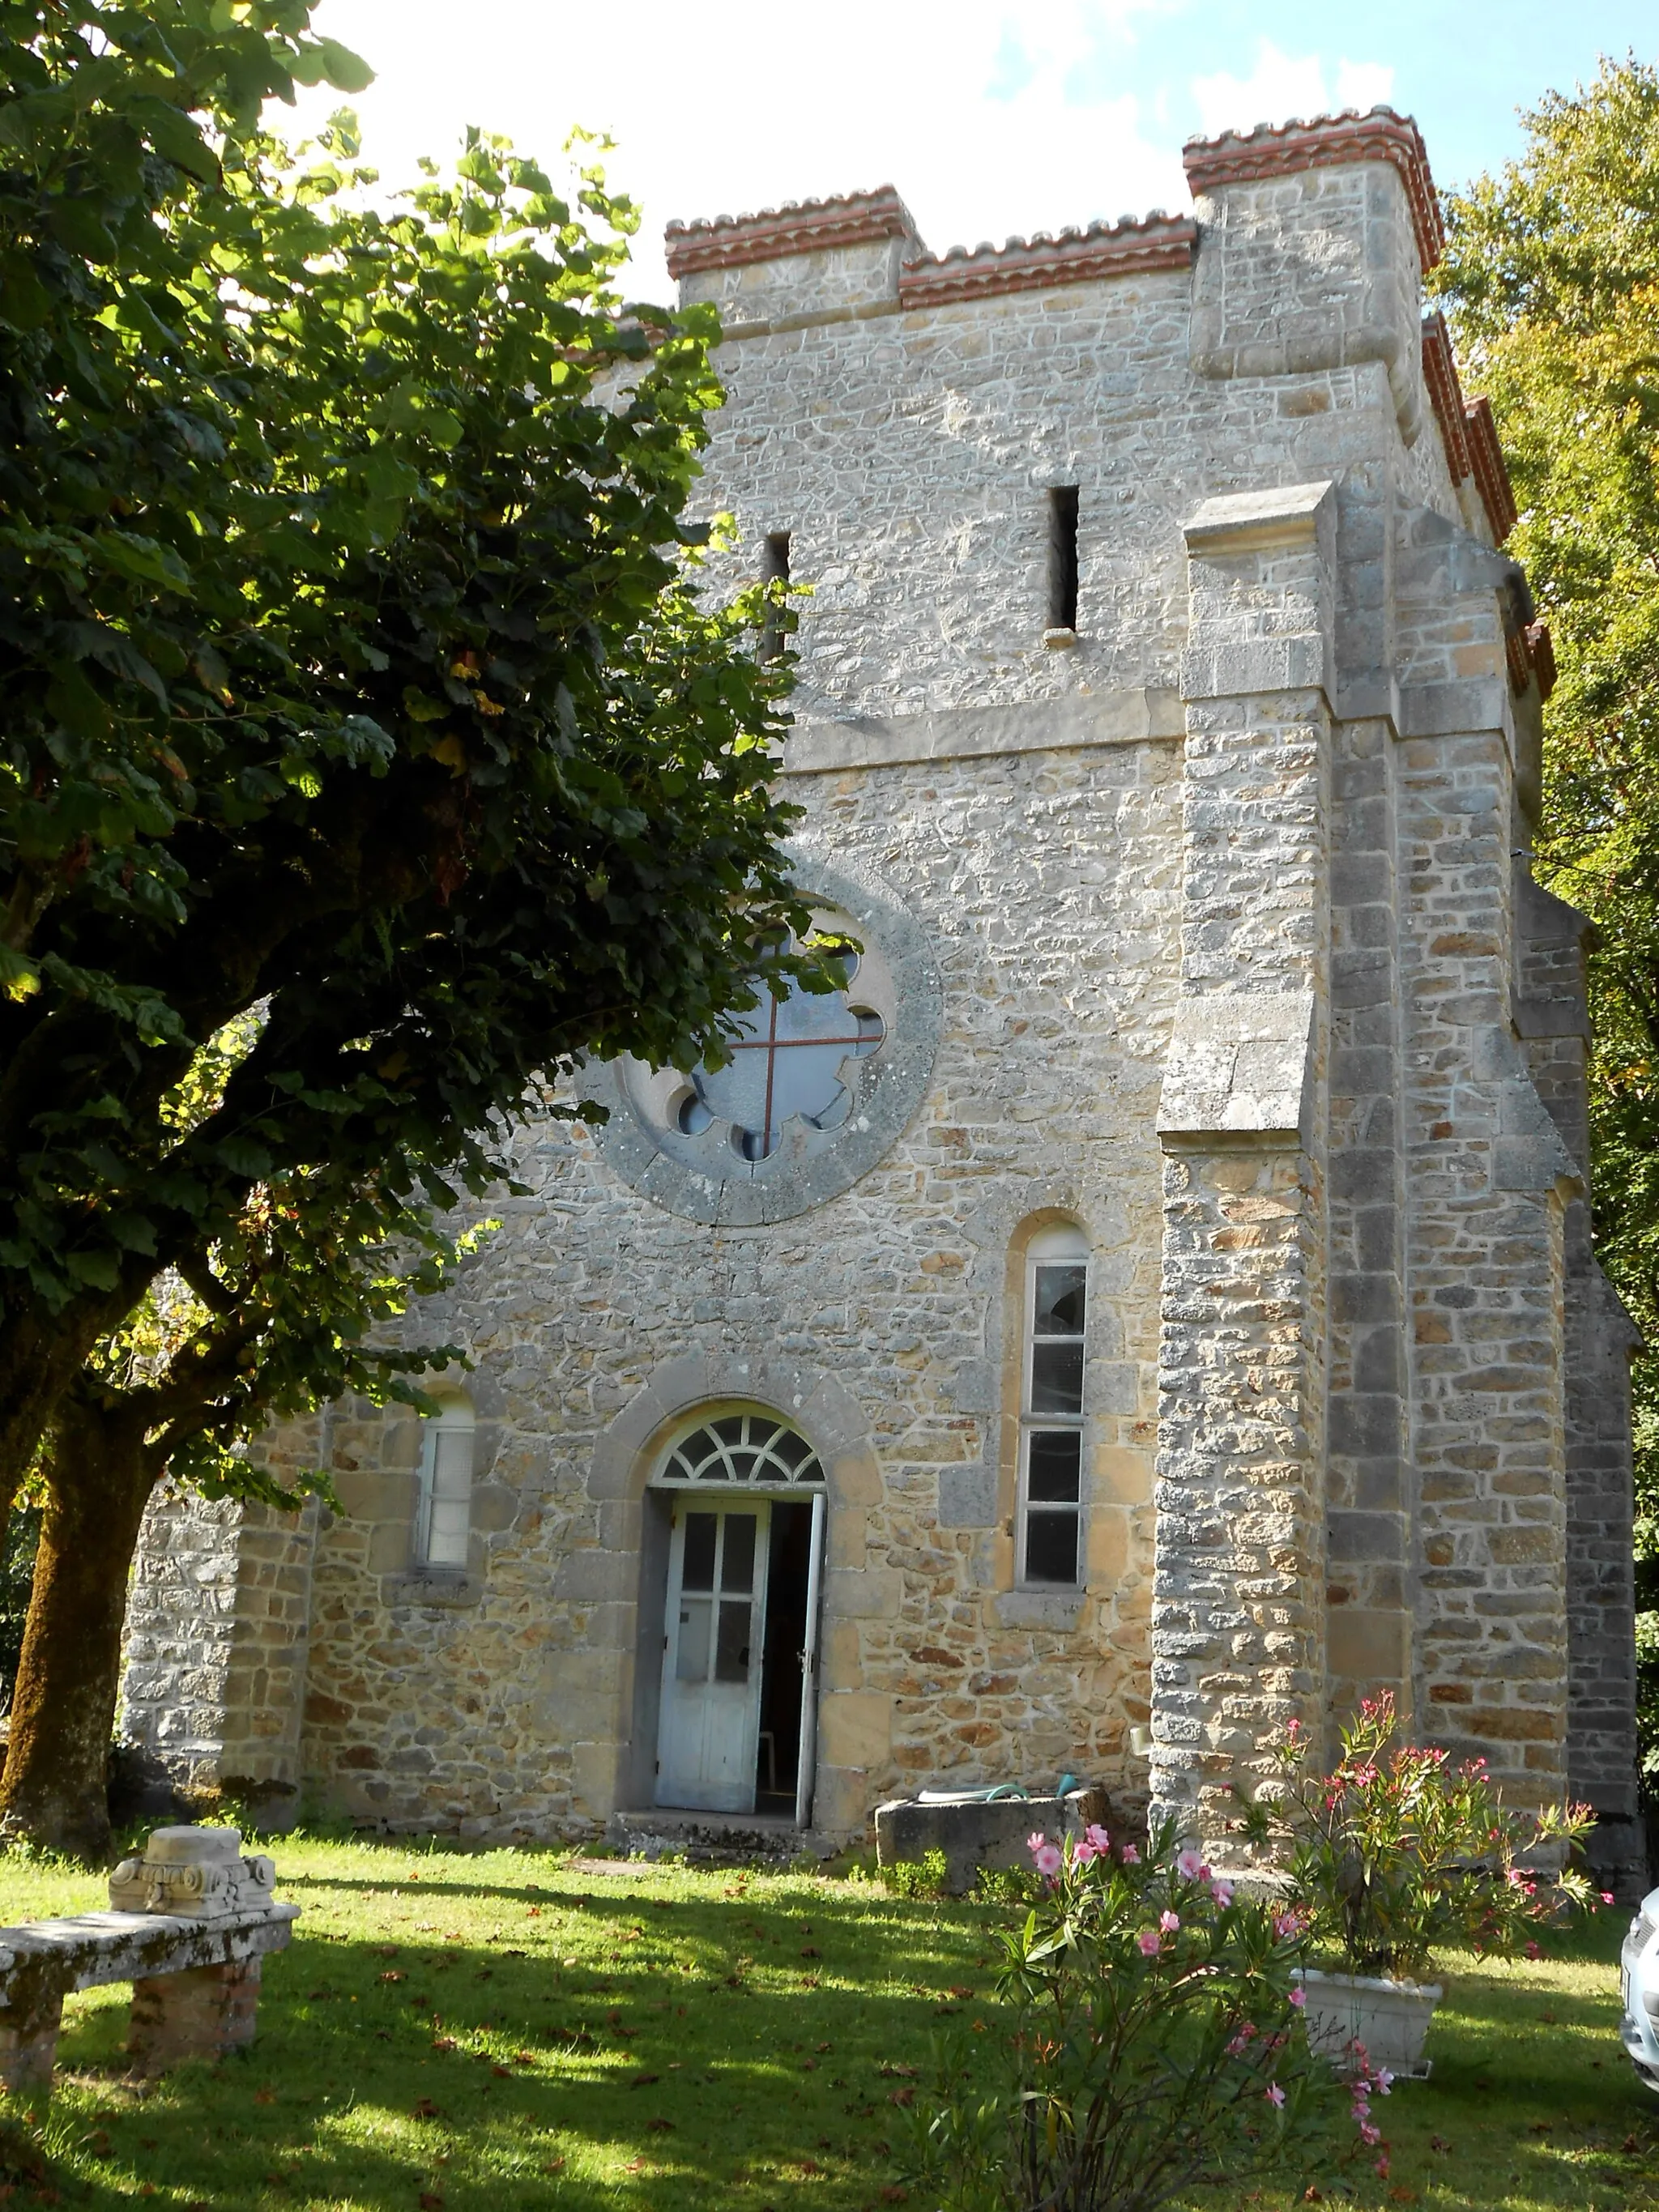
[119,107,1644,1886]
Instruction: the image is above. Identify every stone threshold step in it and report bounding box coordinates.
[607,1808,834,1865]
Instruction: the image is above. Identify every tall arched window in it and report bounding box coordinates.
[1019,1224,1088,1587]
[416,1396,476,1570]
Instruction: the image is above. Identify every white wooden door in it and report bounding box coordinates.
[657,1501,770,1813]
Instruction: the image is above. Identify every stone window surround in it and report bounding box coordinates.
[1016,1221,1090,1592]
[413,1392,476,1571]
[377,1364,512,1611]
[585,842,942,1225]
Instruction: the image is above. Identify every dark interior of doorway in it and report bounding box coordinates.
[756,1499,812,1816]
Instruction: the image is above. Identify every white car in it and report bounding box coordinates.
[1621,1886,1659,2093]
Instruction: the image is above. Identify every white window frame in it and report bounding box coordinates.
[415,1397,476,1571]
[1017,1224,1089,1589]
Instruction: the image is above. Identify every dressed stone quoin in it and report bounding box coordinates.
[117,106,1644,1891]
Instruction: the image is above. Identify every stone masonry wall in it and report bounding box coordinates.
[288,734,1181,1840]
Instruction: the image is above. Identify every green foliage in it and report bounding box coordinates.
[1237,1694,1601,1983]
[1434,58,1659,1789]
[907,1820,1354,2212]
[882,1847,949,1900]
[0,2,825,1501]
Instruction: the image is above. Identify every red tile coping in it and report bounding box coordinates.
[898,215,1196,308]
[1463,392,1518,545]
[1183,106,1444,274]
[664,186,919,278]
[1422,312,1519,548]
[1421,313,1472,485]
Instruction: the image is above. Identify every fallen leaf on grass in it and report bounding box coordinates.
[412,2099,441,2120]
[514,2050,536,2064]
[800,1945,821,1958]
[419,2195,445,2210]
[948,1986,975,2000]
[646,2119,675,2133]
[1388,2191,1418,2204]
[887,2088,915,2108]
[1625,2135,1643,2154]
[431,2037,457,2054]
[379,1971,407,1984]
[880,2190,908,2205]
[253,2090,275,2107]
[541,2159,565,2175]
[1528,2121,1554,2134]
[492,2065,513,2078]
[1431,2137,1453,2154]
[629,2073,660,2090]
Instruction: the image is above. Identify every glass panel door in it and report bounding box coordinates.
[656,1502,770,1813]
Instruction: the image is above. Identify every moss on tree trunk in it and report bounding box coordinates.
[0,1392,159,1861]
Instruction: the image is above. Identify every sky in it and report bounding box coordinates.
[285,1,1659,299]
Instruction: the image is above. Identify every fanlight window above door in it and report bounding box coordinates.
[659,1413,825,1488]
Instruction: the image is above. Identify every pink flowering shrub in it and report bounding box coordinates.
[1236,1693,1602,1981]
[906,1818,1363,2212]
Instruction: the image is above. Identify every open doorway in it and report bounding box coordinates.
[655,1489,822,1821]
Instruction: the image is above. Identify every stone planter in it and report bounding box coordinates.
[1294,1967,1442,2078]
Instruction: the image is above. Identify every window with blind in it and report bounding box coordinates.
[416,1398,476,1570]
[1018,1225,1088,1587]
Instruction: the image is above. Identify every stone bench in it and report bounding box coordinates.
[0,1826,298,2091]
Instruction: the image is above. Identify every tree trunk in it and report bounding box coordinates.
[0,1392,158,1860]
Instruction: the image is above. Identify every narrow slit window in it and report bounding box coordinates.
[761,530,791,663]
[1047,486,1079,633]
[416,1397,475,1570]
[1018,1225,1088,1587]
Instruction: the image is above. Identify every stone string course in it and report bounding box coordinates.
[120,107,1643,1891]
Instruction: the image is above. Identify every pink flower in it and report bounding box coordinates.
[1286,1718,1302,1737]
[1137,1930,1162,1956]
[1524,1940,1541,1960]
[1265,2082,1286,2108]
[1034,1843,1063,1878]
[1176,1848,1205,1880]
[1210,1879,1235,1907]
[1160,1911,1180,1933]
[1119,1844,1141,1865]
[1360,2123,1381,2146]
[1072,1839,1098,1867]
[1374,2069,1393,2095]
[1601,1890,1614,1907]
[1289,1987,1306,2009]
[1273,1910,1304,1941]
[1085,1824,1111,1852]
[1027,1831,1048,1859]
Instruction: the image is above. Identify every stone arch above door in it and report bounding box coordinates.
[589,1353,881,1512]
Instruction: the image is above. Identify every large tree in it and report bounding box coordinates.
[1,3,815,1848]
[1434,54,1659,1789]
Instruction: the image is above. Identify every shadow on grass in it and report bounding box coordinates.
[36,1859,987,2211]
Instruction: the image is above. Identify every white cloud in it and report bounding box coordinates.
[1190,38,1395,142]
[285,0,1189,299]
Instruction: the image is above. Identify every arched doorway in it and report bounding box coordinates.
[650,1410,826,1824]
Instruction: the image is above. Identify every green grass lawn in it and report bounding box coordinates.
[0,1835,1651,2211]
